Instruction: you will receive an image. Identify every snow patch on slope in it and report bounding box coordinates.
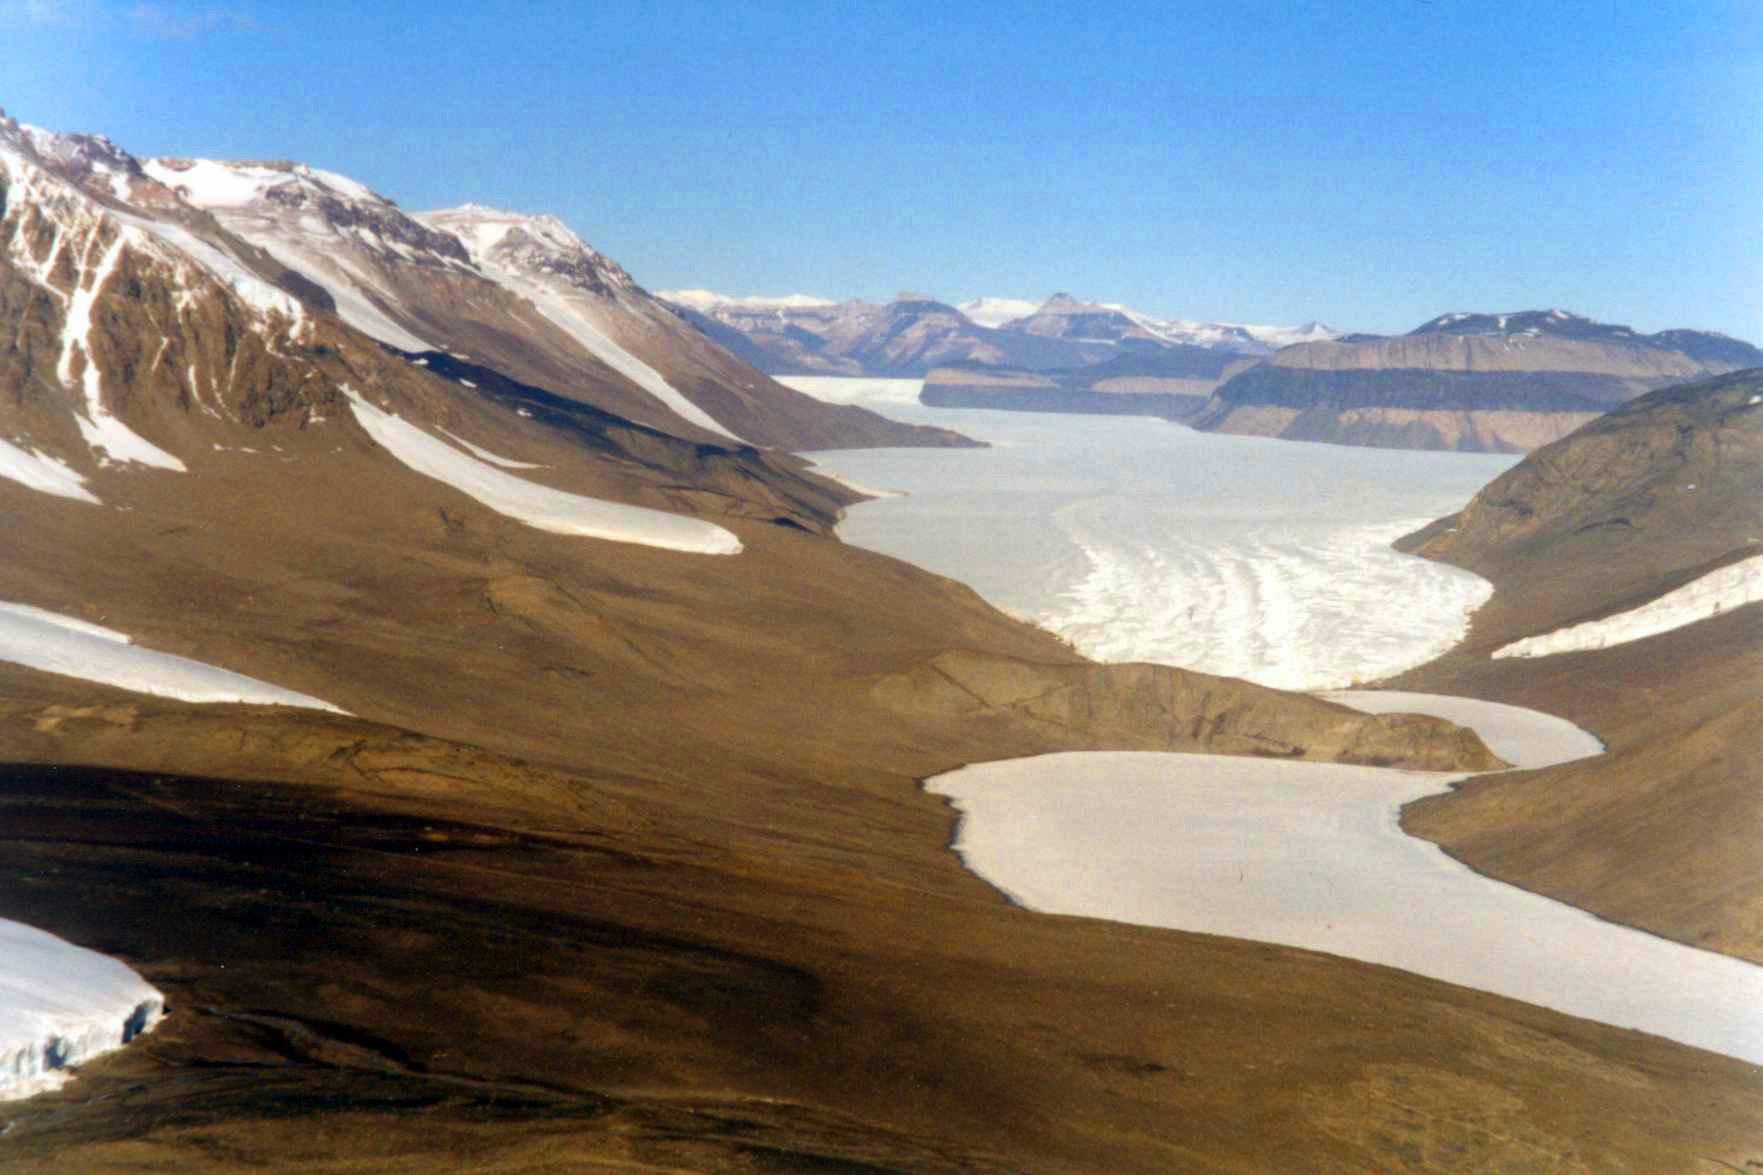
[0,438,100,503]
[344,389,741,554]
[435,427,543,469]
[1,919,164,1103]
[0,601,346,710]
[1493,555,1763,659]
[114,211,306,325]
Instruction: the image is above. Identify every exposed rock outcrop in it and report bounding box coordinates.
[1190,310,1762,452]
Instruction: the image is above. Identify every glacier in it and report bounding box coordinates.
[0,918,164,1102]
[793,379,1511,690]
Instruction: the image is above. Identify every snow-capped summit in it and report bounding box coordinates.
[138,151,470,352]
[955,297,1041,329]
[143,155,388,209]
[1099,302,1338,354]
[954,291,1337,355]
[660,289,838,313]
[420,203,638,301]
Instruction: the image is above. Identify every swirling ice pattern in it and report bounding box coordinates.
[1039,503,1491,690]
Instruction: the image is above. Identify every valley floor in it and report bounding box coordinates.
[0,383,1758,1171]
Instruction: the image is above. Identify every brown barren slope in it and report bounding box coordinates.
[1388,369,1763,964]
[1,394,1760,1170]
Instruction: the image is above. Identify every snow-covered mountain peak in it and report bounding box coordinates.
[143,156,392,212]
[1,118,151,208]
[956,297,1039,328]
[658,289,838,312]
[417,204,636,298]
[1039,292,1092,312]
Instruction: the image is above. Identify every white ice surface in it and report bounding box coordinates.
[344,389,741,554]
[1493,555,1763,659]
[0,919,164,1102]
[0,438,100,504]
[0,601,345,711]
[778,375,924,407]
[800,460,903,500]
[928,692,1763,1065]
[659,288,836,311]
[794,381,1511,690]
[436,427,543,469]
[955,297,1042,328]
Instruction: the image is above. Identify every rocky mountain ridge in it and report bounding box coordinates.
[13,117,960,454]
[1187,308,1761,452]
[662,288,1334,377]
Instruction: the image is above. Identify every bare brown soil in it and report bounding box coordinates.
[2,424,1760,1169]
[1388,371,1763,966]
[2,232,1759,1168]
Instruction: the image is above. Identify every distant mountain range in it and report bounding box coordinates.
[658,288,1334,378]
[920,305,1763,451]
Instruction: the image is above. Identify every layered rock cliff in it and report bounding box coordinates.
[1189,310,1762,452]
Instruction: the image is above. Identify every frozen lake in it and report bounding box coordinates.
[792,377,1514,690]
[927,692,1763,1065]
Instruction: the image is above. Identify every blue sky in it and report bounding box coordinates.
[4,1,1760,339]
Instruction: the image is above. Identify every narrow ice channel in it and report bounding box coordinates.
[925,692,1763,1065]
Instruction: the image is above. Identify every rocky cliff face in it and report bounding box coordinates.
[1189,310,1761,452]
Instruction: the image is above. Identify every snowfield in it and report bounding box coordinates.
[0,919,164,1102]
[343,389,742,554]
[0,438,100,504]
[926,692,1763,1065]
[1493,554,1763,658]
[0,601,346,711]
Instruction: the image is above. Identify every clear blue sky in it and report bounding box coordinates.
[5,1,1760,339]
